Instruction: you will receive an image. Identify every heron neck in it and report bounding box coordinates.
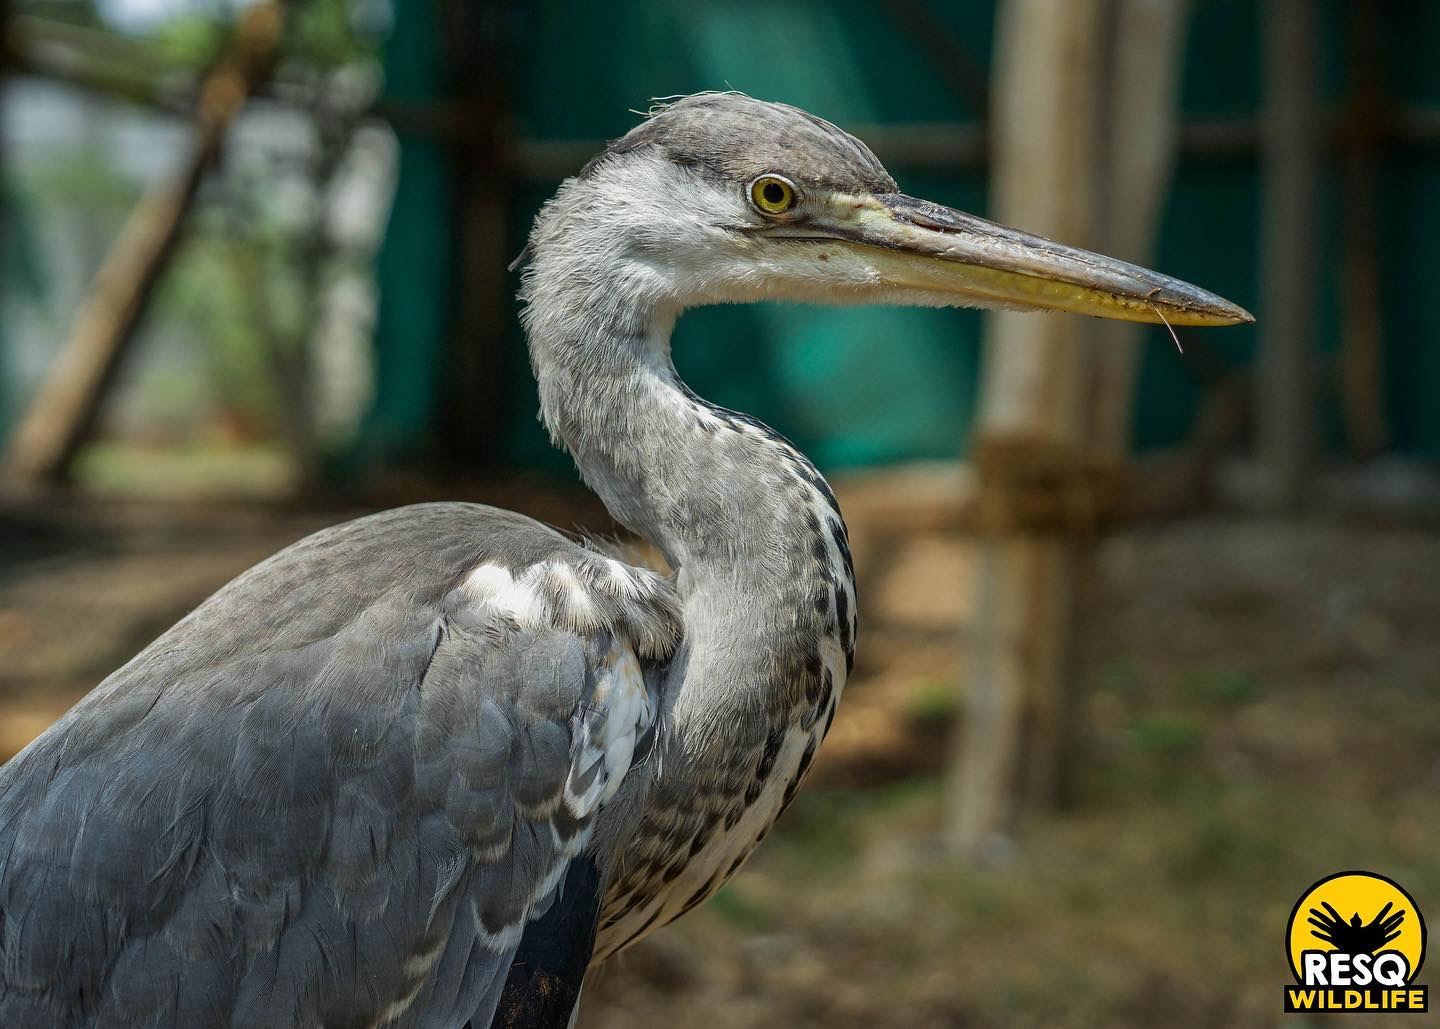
[527,286,838,584]
[525,259,855,895]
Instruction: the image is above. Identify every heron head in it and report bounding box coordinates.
[531,92,1251,327]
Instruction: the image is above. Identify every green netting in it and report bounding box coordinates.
[368,0,1438,473]
[349,0,453,470]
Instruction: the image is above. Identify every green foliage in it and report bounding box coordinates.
[768,778,941,880]
[148,15,226,66]
[1079,657,1274,809]
[906,678,958,724]
[10,1,389,451]
[285,0,384,67]
[1129,712,1206,757]
[1181,665,1261,709]
[139,0,382,68]
[1094,657,1147,696]
[22,142,135,213]
[706,886,773,933]
[15,0,103,27]
[154,225,283,431]
[767,788,862,876]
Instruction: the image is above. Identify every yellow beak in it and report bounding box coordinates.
[786,192,1253,327]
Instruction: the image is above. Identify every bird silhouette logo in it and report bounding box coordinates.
[1284,871,1428,1015]
[1308,900,1407,956]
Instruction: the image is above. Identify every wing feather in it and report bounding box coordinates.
[0,503,679,1028]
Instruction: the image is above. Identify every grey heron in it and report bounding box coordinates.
[0,93,1251,1028]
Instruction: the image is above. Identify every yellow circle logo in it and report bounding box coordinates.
[1284,871,1428,1015]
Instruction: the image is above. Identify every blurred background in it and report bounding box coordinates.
[2,1,1438,1026]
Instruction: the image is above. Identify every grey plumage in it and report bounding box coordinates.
[581,93,896,194]
[0,506,679,1026]
[0,92,1249,1027]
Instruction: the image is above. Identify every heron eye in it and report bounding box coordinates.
[750,175,797,214]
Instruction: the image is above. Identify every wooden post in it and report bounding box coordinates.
[1068,0,1193,811]
[1256,0,1319,509]
[948,0,1193,853]
[949,0,1106,854]
[1088,0,1193,457]
[0,3,283,488]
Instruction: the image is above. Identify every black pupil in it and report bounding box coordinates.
[763,182,786,206]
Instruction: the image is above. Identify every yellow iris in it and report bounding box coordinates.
[750,175,796,214]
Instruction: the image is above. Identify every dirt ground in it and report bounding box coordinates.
[2,483,1438,1028]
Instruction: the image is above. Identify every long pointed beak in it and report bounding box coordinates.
[800,193,1253,327]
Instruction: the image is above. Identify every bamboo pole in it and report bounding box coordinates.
[1088,0,1193,457]
[949,0,1193,853]
[1,3,284,488]
[949,0,1106,854]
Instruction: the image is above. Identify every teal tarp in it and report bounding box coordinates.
[370,0,1440,473]
[355,0,453,468]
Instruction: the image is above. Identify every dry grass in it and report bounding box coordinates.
[584,515,1440,1028]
